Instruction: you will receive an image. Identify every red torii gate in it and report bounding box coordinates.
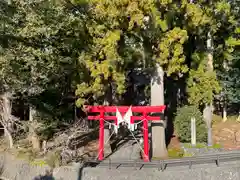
[86,105,165,162]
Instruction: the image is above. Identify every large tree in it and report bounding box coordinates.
[73,0,214,157]
[0,0,88,148]
[215,0,240,121]
[186,0,239,145]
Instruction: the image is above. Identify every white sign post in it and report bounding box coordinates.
[191,117,196,146]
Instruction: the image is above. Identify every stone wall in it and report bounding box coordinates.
[82,163,240,180]
[1,152,240,180]
[0,153,83,180]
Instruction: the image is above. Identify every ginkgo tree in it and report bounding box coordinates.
[74,0,190,105]
[73,0,209,157]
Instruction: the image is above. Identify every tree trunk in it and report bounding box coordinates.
[150,64,168,159]
[42,140,47,154]
[203,31,214,146]
[29,106,40,150]
[3,126,13,148]
[203,104,213,146]
[1,92,14,148]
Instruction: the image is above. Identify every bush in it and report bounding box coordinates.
[174,105,207,143]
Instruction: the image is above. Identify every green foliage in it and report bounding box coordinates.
[187,59,221,105]
[1,0,239,110]
[0,0,87,131]
[183,143,206,149]
[211,143,222,149]
[174,106,207,143]
[74,0,193,106]
[1,0,86,95]
[157,27,189,76]
[215,0,240,110]
[217,58,240,109]
[74,0,240,107]
[153,148,185,159]
[183,152,194,157]
[167,148,184,159]
[183,143,222,149]
[185,0,239,107]
[30,159,47,167]
[35,120,58,141]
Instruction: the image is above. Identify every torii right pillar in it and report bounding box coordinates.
[150,64,168,159]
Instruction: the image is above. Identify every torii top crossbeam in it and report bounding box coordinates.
[86,106,165,113]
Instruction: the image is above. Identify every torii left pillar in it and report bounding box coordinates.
[87,107,117,160]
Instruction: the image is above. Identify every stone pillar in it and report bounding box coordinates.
[204,31,214,147]
[150,64,168,158]
[104,128,112,156]
[191,117,196,146]
[103,95,112,156]
[203,104,213,146]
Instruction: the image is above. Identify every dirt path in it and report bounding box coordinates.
[167,121,240,151]
[212,121,240,150]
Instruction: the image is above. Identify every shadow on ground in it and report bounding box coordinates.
[33,170,55,180]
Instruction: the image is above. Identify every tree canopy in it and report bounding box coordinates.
[1,0,239,109]
[0,0,239,163]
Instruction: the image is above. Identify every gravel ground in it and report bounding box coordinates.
[82,162,240,180]
[89,141,240,180]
